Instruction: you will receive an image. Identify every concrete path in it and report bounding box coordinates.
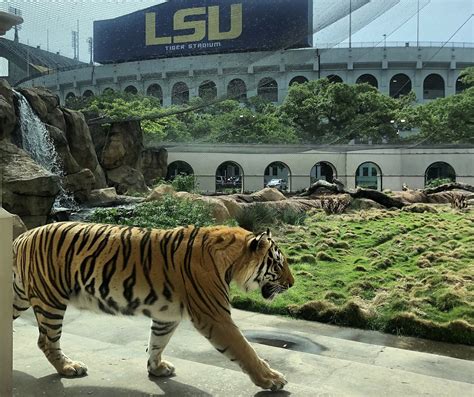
[13,308,474,396]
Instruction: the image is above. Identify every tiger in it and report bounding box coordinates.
[12,222,294,391]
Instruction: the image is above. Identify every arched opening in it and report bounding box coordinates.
[83,90,94,98]
[65,92,76,107]
[124,85,138,95]
[356,74,378,88]
[166,161,194,180]
[216,161,243,193]
[425,162,456,186]
[172,82,189,105]
[227,79,247,102]
[146,84,163,105]
[198,80,217,101]
[264,161,291,191]
[0,57,9,77]
[327,74,343,83]
[257,77,278,102]
[289,76,308,86]
[456,76,468,94]
[102,87,115,95]
[423,74,445,100]
[310,161,337,184]
[389,74,412,98]
[355,162,382,191]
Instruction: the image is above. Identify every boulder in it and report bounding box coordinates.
[86,187,144,207]
[175,192,231,223]
[0,95,16,141]
[12,213,27,239]
[101,133,127,170]
[46,107,67,132]
[145,184,176,201]
[45,124,82,175]
[348,198,385,211]
[106,165,149,195]
[63,108,107,189]
[215,195,243,219]
[101,121,143,170]
[0,79,13,104]
[1,140,59,227]
[87,187,119,207]
[34,87,60,113]
[141,147,168,185]
[401,203,438,213]
[64,168,96,203]
[250,188,287,202]
[18,88,48,120]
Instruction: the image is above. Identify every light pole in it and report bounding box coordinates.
[349,0,352,49]
[383,34,387,48]
[416,0,420,47]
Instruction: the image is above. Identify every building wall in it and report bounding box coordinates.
[19,45,474,105]
[166,145,474,193]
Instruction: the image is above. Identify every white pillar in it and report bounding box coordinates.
[0,208,13,396]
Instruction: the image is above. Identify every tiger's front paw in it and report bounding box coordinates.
[148,359,175,377]
[252,360,287,391]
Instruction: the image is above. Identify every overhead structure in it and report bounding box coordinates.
[0,11,23,36]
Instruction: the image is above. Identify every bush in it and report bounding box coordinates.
[236,203,307,233]
[87,195,215,229]
[236,203,277,233]
[171,174,198,193]
[425,178,454,188]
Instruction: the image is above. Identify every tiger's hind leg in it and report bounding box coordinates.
[147,319,180,377]
[32,301,88,377]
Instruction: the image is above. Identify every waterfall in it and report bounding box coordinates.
[15,92,77,209]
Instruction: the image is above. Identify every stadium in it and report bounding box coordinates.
[2,0,473,193]
[9,0,473,105]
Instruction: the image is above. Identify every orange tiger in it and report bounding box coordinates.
[13,222,294,391]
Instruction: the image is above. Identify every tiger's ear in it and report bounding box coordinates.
[249,229,272,251]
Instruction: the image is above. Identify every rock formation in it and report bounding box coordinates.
[0,81,168,228]
[0,141,60,228]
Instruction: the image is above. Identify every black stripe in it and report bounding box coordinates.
[99,250,119,299]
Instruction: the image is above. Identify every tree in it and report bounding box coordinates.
[414,87,474,144]
[205,103,299,144]
[458,66,474,87]
[280,79,414,143]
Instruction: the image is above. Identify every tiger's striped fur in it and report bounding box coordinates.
[13,222,294,391]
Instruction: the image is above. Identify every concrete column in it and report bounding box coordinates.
[0,208,13,397]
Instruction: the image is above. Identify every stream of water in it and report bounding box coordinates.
[15,91,77,209]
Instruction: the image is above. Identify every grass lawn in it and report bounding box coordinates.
[231,207,474,345]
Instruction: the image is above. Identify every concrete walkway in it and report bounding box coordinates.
[13,308,474,396]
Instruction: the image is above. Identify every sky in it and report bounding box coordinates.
[0,0,472,62]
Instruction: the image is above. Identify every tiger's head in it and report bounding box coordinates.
[242,229,294,300]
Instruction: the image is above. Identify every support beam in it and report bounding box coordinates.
[0,208,13,396]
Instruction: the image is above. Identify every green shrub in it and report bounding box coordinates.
[87,195,215,229]
[425,178,454,188]
[236,203,277,233]
[171,174,198,193]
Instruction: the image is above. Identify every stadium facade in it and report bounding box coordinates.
[18,43,474,106]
